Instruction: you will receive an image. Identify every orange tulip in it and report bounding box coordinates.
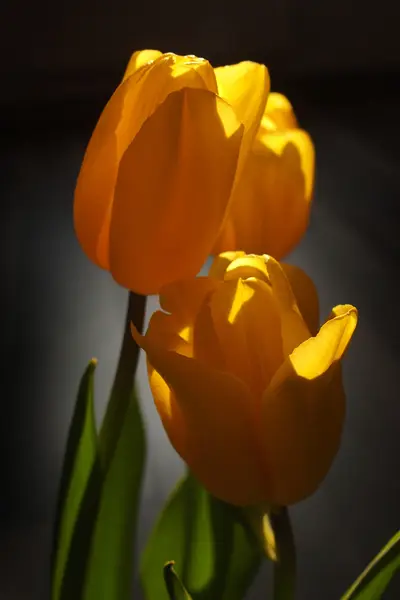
[74,50,314,295]
[132,252,357,506]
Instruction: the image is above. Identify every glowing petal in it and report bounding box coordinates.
[110,88,243,294]
[266,256,310,355]
[282,263,320,336]
[122,49,163,81]
[132,323,269,506]
[160,277,219,320]
[74,53,217,271]
[208,251,246,280]
[224,254,271,284]
[215,61,270,172]
[265,93,298,130]
[214,128,315,259]
[262,305,357,505]
[209,277,283,399]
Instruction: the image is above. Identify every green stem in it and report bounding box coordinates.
[99,291,146,468]
[271,507,296,600]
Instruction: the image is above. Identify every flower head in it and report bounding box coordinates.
[74,50,314,294]
[132,252,357,506]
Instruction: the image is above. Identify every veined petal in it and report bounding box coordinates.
[74,53,217,271]
[215,61,270,172]
[261,305,357,505]
[132,316,190,456]
[213,128,315,259]
[224,254,270,285]
[160,277,220,321]
[132,323,269,506]
[266,256,310,355]
[122,49,163,81]
[209,277,283,400]
[208,251,246,279]
[290,304,357,378]
[146,309,193,347]
[282,263,320,336]
[265,92,298,130]
[110,88,244,294]
[192,297,226,371]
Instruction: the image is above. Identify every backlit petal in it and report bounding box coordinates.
[209,277,283,399]
[192,298,226,372]
[261,305,357,505]
[132,316,189,456]
[282,263,320,336]
[160,277,220,320]
[122,49,163,81]
[74,53,217,270]
[110,88,244,294]
[266,256,310,355]
[215,61,270,172]
[224,254,270,284]
[265,93,298,130]
[213,128,315,259]
[208,251,246,279]
[132,323,269,505]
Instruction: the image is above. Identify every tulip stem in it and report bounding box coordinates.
[271,507,296,600]
[99,291,146,469]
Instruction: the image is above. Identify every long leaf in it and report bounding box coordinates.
[141,472,262,600]
[51,359,98,600]
[56,292,146,600]
[342,531,400,599]
[81,293,146,600]
[164,562,193,600]
[83,386,145,599]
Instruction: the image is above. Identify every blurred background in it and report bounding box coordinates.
[1,0,400,598]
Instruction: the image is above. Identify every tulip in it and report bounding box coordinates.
[131,252,357,506]
[74,50,314,295]
[213,92,315,259]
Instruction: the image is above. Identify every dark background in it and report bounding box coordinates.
[1,1,400,598]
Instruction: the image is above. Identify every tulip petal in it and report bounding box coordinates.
[122,49,163,81]
[224,254,270,285]
[282,263,320,336]
[209,277,283,400]
[132,323,269,505]
[74,53,217,271]
[261,305,357,505]
[110,88,244,294]
[160,277,220,321]
[265,93,298,130]
[192,298,226,372]
[266,256,310,355]
[215,61,270,170]
[208,251,246,279]
[132,314,190,455]
[213,128,315,259]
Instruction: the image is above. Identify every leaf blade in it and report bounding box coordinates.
[83,386,146,600]
[164,562,193,600]
[342,531,400,600]
[51,359,98,600]
[141,472,262,600]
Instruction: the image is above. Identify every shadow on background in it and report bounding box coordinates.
[1,1,400,598]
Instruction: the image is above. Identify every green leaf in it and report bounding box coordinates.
[342,531,400,599]
[164,562,193,599]
[55,293,147,600]
[141,472,262,600]
[51,359,98,600]
[81,294,146,600]
[83,386,146,600]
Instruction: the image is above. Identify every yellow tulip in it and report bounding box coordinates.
[132,252,357,507]
[74,49,313,295]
